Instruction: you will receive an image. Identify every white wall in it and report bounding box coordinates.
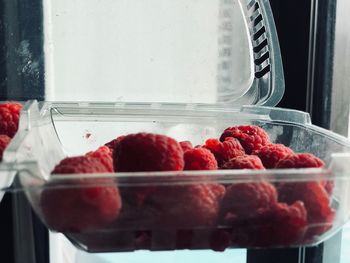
[331,0,350,137]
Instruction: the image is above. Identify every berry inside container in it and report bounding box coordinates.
[7,100,350,252]
[2,0,350,255]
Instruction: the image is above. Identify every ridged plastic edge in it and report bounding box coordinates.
[257,0,285,106]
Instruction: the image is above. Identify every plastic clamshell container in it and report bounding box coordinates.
[4,0,284,106]
[3,100,350,252]
[1,0,348,255]
[0,102,26,202]
[0,163,16,202]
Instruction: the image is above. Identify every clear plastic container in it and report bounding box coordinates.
[5,0,284,106]
[2,100,350,252]
[2,0,349,255]
[0,163,16,202]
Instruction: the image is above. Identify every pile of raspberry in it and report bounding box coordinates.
[0,102,23,161]
[40,125,335,251]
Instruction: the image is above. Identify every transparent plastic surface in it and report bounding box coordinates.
[2,0,284,106]
[2,100,350,252]
[0,164,16,202]
[44,0,254,103]
[0,0,284,106]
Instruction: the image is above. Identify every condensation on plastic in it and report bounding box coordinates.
[1,100,350,252]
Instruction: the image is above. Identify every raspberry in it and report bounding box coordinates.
[104,136,126,171]
[113,133,184,172]
[115,184,225,237]
[275,153,332,195]
[252,143,294,168]
[256,201,307,246]
[146,184,225,228]
[135,231,152,249]
[176,229,194,249]
[275,153,325,169]
[113,187,156,229]
[220,125,270,154]
[175,228,224,250]
[86,146,113,172]
[278,182,335,238]
[210,183,228,197]
[203,138,245,167]
[51,156,109,174]
[0,135,11,161]
[113,133,185,225]
[41,155,122,232]
[0,102,22,138]
[220,182,277,219]
[210,229,231,251]
[324,181,334,195]
[221,155,265,170]
[231,201,307,247]
[179,141,193,153]
[105,135,125,152]
[184,147,218,170]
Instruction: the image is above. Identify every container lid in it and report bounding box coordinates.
[32,0,284,106]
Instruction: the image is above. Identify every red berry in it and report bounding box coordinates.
[113,133,184,172]
[113,133,185,225]
[135,231,152,249]
[256,201,307,246]
[86,146,114,172]
[104,136,126,171]
[278,182,335,238]
[175,230,195,249]
[252,143,294,168]
[0,102,22,138]
[221,182,277,219]
[275,153,325,169]
[204,138,245,167]
[147,184,225,228]
[231,201,307,246]
[222,155,265,170]
[324,181,334,195]
[275,153,332,195]
[116,184,225,243]
[52,156,109,174]
[184,147,218,170]
[179,141,193,153]
[105,136,125,152]
[41,156,122,232]
[0,135,11,161]
[210,229,231,251]
[220,125,270,154]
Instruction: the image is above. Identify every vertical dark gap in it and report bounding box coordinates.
[247,248,301,263]
[273,0,312,112]
[0,0,7,96]
[308,0,337,129]
[1,0,48,262]
[0,194,14,262]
